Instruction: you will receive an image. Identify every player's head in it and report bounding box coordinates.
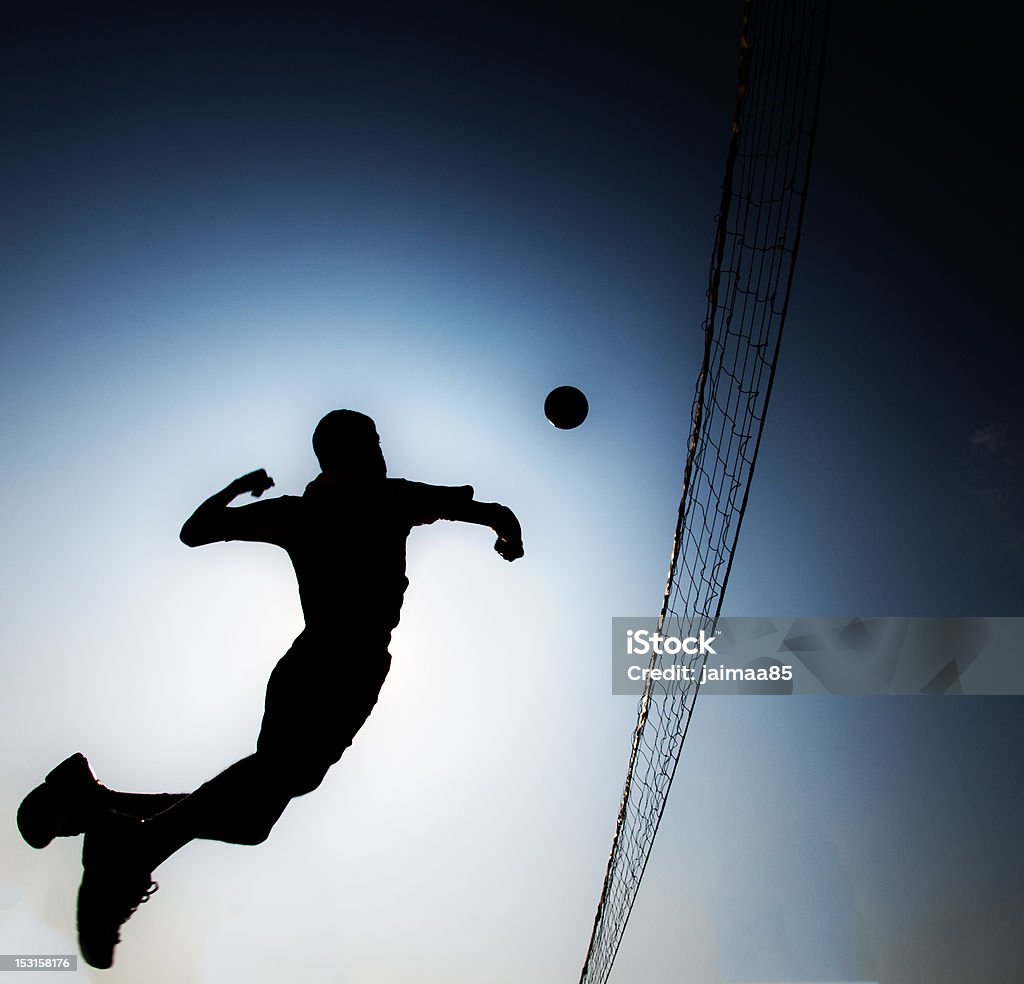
[312,410,386,479]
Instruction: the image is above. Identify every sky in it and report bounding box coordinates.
[1,1,1022,982]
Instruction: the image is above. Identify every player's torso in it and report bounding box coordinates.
[286,481,414,631]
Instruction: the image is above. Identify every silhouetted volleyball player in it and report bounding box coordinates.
[18,410,524,969]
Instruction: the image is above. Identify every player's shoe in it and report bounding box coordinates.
[17,753,103,849]
[76,812,158,970]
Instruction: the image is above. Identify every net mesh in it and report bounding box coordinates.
[579,2,830,981]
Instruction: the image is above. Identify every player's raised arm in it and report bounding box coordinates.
[180,469,275,547]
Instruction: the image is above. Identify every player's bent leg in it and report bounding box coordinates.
[255,636,392,793]
[129,747,329,860]
[73,752,316,970]
[105,791,186,820]
[75,644,390,967]
[187,752,308,846]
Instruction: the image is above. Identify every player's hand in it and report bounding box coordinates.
[230,469,275,498]
[495,535,524,562]
[492,505,523,561]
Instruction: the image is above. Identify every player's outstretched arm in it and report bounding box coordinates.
[180,469,275,547]
[448,498,524,561]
